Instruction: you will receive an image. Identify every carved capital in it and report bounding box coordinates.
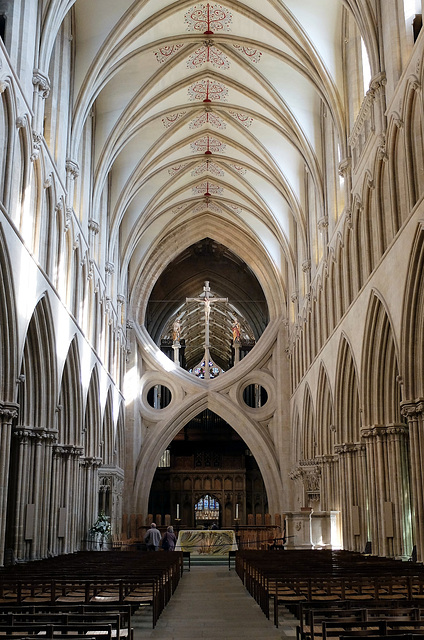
[16,114,28,129]
[318,216,329,232]
[401,400,424,421]
[65,206,73,231]
[65,159,80,179]
[302,259,311,272]
[361,424,409,438]
[88,219,100,235]
[0,401,19,422]
[32,69,50,98]
[338,157,351,178]
[31,130,43,161]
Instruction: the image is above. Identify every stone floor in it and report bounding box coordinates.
[132,564,298,639]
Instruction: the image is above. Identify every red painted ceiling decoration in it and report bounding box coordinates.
[230,163,247,175]
[168,164,188,176]
[193,200,223,214]
[154,44,185,63]
[232,44,262,63]
[229,110,254,127]
[161,112,187,128]
[191,159,225,177]
[184,4,233,35]
[188,79,229,102]
[190,135,227,154]
[187,43,230,69]
[192,181,224,195]
[189,110,226,129]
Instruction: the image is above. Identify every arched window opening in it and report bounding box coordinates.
[361,38,372,95]
[405,0,422,42]
[195,494,220,527]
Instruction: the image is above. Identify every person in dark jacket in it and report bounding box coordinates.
[144,523,161,551]
[162,525,177,551]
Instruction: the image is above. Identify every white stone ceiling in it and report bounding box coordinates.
[72,0,345,360]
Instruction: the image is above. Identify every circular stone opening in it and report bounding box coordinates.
[242,384,268,409]
[146,384,172,409]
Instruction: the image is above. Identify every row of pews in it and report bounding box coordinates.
[235,549,424,637]
[0,550,184,636]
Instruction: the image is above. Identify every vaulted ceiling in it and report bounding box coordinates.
[72,0,346,370]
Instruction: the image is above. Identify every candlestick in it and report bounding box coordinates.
[235,503,239,519]
[176,503,180,519]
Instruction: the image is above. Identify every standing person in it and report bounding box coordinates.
[144,523,161,551]
[162,525,177,551]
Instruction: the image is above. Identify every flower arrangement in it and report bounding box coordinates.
[89,512,111,538]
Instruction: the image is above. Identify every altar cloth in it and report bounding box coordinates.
[175,529,238,555]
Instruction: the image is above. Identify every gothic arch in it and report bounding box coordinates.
[102,387,114,466]
[316,363,335,456]
[404,79,424,209]
[361,291,401,427]
[301,384,316,461]
[18,294,57,430]
[83,365,101,459]
[133,391,285,521]
[335,333,361,443]
[0,225,18,401]
[401,222,424,400]
[58,336,83,446]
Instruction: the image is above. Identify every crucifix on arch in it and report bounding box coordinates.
[186,281,228,379]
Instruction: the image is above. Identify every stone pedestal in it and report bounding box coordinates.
[285,510,341,549]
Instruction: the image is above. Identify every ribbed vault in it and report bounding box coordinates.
[67,0,350,368]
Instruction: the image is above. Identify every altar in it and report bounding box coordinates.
[175,529,238,555]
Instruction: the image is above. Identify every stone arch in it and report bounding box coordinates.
[316,363,334,456]
[83,365,101,459]
[404,79,424,209]
[18,294,57,429]
[0,225,18,401]
[133,392,284,521]
[0,82,13,208]
[301,384,316,461]
[115,402,125,469]
[8,294,57,561]
[58,336,83,446]
[129,213,286,325]
[401,222,424,400]
[102,387,114,466]
[335,333,361,443]
[361,290,401,427]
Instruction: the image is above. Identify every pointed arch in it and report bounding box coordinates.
[84,365,101,458]
[18,295,57,429]
[102,387,114,466]
[335,333,361,443]
[361,291,401,427]
[0,225,18,400]
[316,363,335,456]
[301,384,316,461]
[401,222,424,400]
[58,337,83,445]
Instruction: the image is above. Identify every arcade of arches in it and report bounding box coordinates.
[0,0,424,567]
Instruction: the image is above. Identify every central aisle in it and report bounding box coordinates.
[132,564,297,639]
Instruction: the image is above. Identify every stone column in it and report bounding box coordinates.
[172,341,180,365]
[334,443,367,552]
[361,424,411,558]
[80,457,102,549]
[0,402,19,566]
[233,341,240,364]
[401,401,424,561]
